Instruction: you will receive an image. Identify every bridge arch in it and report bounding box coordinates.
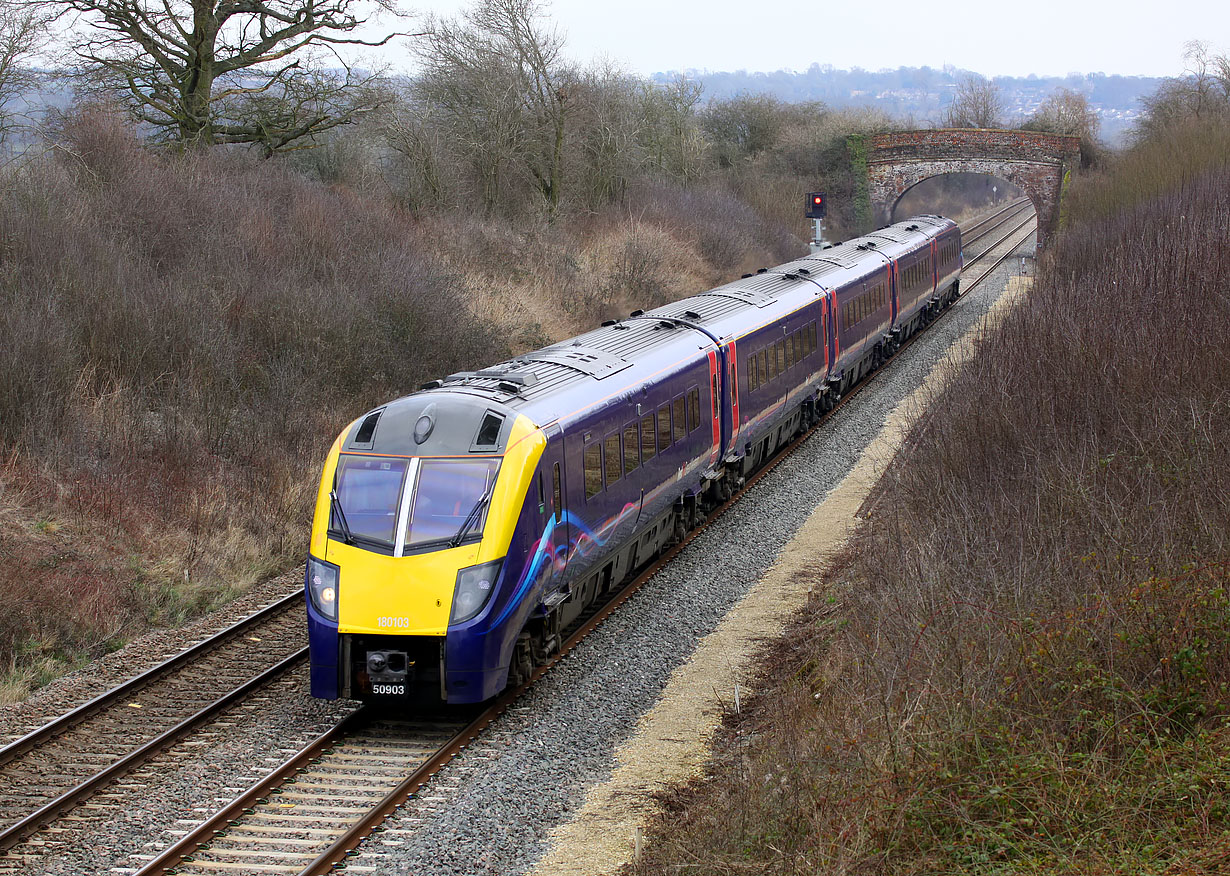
[866,129,1081,248]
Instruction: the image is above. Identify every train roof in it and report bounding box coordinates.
[349,215,957,448]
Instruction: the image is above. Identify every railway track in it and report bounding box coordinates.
[0,591,306,855]
[0,201,1038,876]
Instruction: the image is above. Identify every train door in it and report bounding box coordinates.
[890,260,900,326]
[924,237,934,296]
[539,424,570,588]
[725,338,740,451]
[707,349,722,466]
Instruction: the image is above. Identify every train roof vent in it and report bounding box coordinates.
[520,345,633,380]
[352,409,383,448]
[704,285,777,308]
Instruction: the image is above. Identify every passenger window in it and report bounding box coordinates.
[641,413,657,461]
[623,422,640,474]
[711,373,718,419]
[584,444,602,500]
[604,433,622,485]
[748,354,758,391]
[537,471,545,510]
[687,387,700,432]
[784,334,794,369]
[793,330,802,362]
[759,349,770,381]
[553,462,562,522]
[657,405,671,452]
[776,340,785,374]
[672,396,686,442]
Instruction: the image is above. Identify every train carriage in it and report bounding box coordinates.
[307,215,962,707]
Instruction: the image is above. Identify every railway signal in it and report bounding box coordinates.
[807,191,828,252]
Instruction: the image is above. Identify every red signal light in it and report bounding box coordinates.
[806,191,827,219]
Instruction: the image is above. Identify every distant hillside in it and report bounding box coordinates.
[656,65,1164,146]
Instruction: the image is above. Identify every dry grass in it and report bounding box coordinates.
[626,123,1230,875]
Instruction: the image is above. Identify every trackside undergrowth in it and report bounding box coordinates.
[626,122,1230,874]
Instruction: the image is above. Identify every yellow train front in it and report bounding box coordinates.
[306,392,548,704]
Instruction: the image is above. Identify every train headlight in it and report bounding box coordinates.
[450,559,503,625]
[307,555,340,622]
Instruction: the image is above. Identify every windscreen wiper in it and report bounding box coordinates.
[449,484,494,548]
[329,489,355,545]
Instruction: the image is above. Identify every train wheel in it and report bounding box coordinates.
[510,632,534,688]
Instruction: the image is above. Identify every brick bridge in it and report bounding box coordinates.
[865,129,1082,248]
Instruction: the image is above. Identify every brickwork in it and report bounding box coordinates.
[866,129,1081,247]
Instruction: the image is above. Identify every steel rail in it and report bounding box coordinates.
[0,589,303,769]
[0,648,309,852]
[958,197,1032,238]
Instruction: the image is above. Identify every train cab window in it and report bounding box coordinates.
[641,413,657,461]
[672,396,686,442]
[623,422,640,474]
[760,348,771,381]
[584,443,603,500]
[553,462,562,522]
[473,411,504,449]
[687,387,700,432]
[657,405,672,452]
[604,433,622,485]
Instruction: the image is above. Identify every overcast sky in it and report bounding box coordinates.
[384,0,1227,80]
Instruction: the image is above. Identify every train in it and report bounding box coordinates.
[306,215,962,705]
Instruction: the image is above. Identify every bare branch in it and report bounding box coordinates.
[48,0,406,151]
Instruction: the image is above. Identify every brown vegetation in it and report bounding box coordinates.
[626,120,1230,874]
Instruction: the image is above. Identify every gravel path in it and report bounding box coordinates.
[0,240,1028,876]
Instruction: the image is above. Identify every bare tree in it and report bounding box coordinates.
[48,0,405,152]
[414,0,568,217]
[637,74,705,183]
[0,1,51,148]
[1024,88,1099,140]
[1135,42,1230,142]
[943,73,1004,128]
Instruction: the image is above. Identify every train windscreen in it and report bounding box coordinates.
[332,455,410,547]
[405,459,502,549]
